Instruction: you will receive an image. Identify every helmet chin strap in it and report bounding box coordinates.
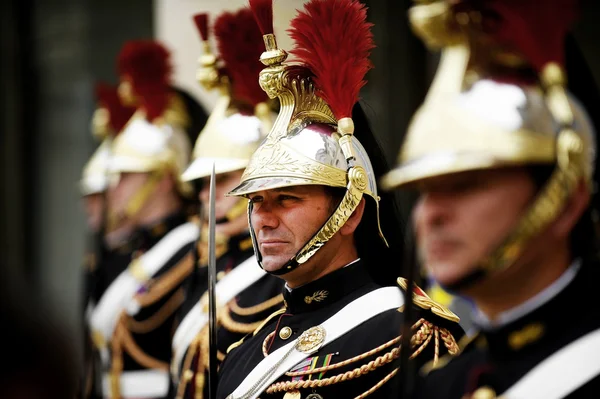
[444,130,585,292]
[247,165,370,277]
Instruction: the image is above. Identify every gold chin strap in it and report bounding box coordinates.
[106,170,165,232]
[479,64,585,275]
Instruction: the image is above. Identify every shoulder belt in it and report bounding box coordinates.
[170,256,267,380]
[227,286,404,399]
[502,327,600,399]
[90,222,199,352]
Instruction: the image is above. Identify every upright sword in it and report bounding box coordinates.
[207,163,219,398]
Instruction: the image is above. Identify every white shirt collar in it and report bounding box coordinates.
[284,258,361,292]
[474,258,581,329]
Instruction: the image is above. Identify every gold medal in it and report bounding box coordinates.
[283,390,301,399]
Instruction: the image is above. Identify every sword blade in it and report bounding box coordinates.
[208,163,219,398]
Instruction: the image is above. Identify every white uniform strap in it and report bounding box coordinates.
[171,256,267,380]
[502,327,600,399]
[90,222,199,354]
[227,286,404,399]
[102,369,169,398]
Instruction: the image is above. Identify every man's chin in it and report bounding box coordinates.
[261,257,292,274]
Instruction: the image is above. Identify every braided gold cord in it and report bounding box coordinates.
[434,327,440,367]
[264,318,446,395]
[228,294,284,316]
[440,328,460,355]
[220,306,265,334]
[266,345,401,394]
[175,337,201,399]
[127,288,185,333]
[285,335,402,377]
[354,367,399,399]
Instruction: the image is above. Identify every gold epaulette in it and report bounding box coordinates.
[397,278,461,323]
[420,332,478,376]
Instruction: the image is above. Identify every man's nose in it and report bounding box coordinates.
[413,192,451,232]
[250,201,279,231]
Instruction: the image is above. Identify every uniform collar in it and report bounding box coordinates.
[283,259,371,314]
[473,258,598,357]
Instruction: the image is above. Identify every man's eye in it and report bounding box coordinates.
[278,195,298,201]
[249,196,263,204]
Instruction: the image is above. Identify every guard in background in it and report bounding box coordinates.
[216,1,463,398]
[89,40,203,399]
[381,0,600,397]
[80,82,135,399]
[170,9,284,399]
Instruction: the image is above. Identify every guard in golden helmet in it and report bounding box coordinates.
[381,1,600,398]
[81,82,136,399]
[216,1,464,398]
[170,9,284,399]
[89,40,205,399]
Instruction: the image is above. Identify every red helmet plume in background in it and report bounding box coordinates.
[117,40,173,121]
[95,82,135,134]
[214,8,269,106]
[193,13,210,41]
[288,0,375,121]
[248,0,274,36]
[457,0,579,72]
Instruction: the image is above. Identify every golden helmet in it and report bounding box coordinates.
[80,83,135,196]
[109,40,195,198]
[381,0,596,279]
[181,9,275,183]
[228,0,387,275]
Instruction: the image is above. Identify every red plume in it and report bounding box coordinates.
[288,0,375,120]
[214,8,269,106]
[117,40,173,121]
[461,0,578,72]
[248,0,274,35]
[95,82,135,134]
[193,13,210,41]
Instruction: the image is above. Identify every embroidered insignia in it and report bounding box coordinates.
[304,290,329,304]
[508,322,545,351]
[296,326,326,354]
[397,278,460,322]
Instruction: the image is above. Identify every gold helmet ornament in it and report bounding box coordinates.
[381,0,596,288]
[181,9,274,184]
[228,0,387,276]
[80,82,135,196]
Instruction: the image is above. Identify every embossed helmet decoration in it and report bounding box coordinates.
[381,0,596,288]
[228,0,387,275]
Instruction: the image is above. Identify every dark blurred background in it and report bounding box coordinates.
[1,0,599,370]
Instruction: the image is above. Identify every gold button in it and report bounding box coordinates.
[279,326,293,340]
[471,386,496,399]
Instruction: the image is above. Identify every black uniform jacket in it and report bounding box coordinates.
[415,259,600,399]
[217,260,464,399]
[171,233,285,399]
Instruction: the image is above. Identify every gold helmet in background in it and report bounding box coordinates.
[381,0,595,282]
[80,82,135,196]
[228,0,387,275]
[107,40,196,227]
[181,9,275,184]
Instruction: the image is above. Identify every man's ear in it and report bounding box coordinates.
[552,180,590,239]
[339,198,366,236]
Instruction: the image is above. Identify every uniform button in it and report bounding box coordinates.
[279,326,293,340]
[471,386,496,399]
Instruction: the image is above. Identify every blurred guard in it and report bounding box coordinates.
[215,1,464,398]
[169,9,285,399]
[81,82,136,399]
[381,0,600,398]
[89,40,202,399]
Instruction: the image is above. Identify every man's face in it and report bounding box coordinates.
[413,168,536,288]
[83,193,104,232]
[199,170,244,220]
[248,185,334,273]
[107,172,151,218]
